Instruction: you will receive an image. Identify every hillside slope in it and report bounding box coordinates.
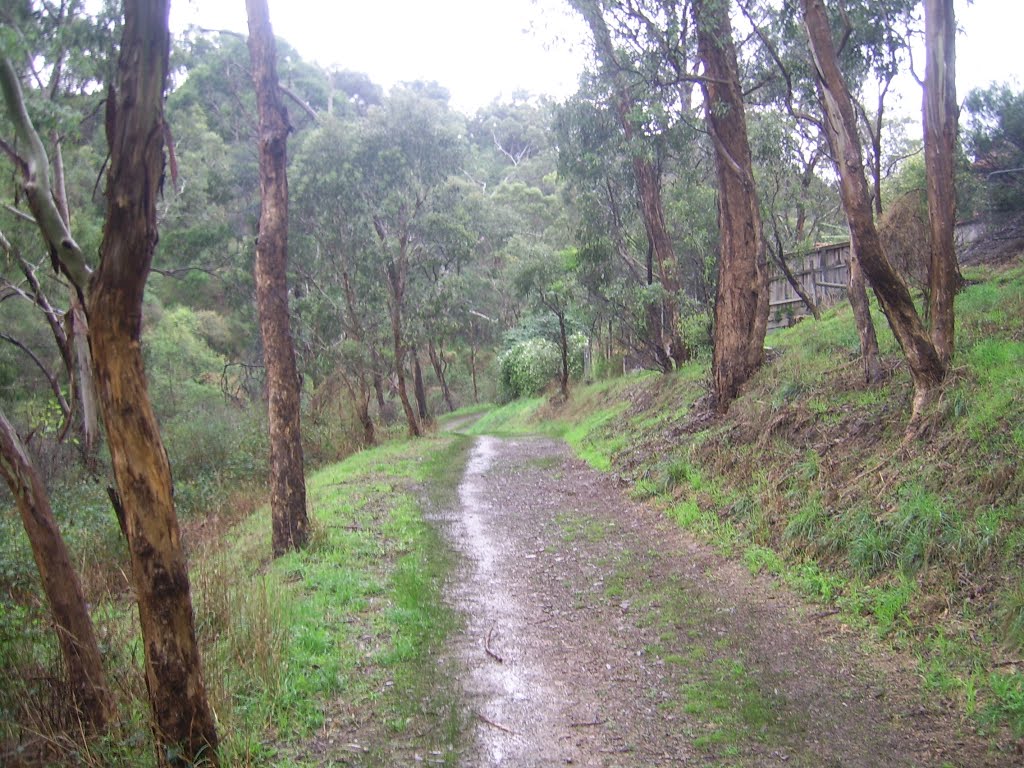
[466,259,1024,749]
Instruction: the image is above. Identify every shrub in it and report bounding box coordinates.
[498,337,562,401]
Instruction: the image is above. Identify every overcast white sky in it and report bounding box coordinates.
[169,0,1023,115]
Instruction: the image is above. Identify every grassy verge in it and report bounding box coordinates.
[1,434,470,766]
[198,434,470,766]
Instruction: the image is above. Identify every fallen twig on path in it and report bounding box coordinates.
[485,627,504,663]
[477,712,516,735]
[570,717,606,728]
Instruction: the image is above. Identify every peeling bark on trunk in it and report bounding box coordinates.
[247,0,309,557]
[924,0,959,368]
[0,410,113,731]
[694,0,769,412]
[848,241,883,385]
[801,0,944,419]
[89,1,219,762]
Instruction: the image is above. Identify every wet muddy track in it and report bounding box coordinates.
[433,435,998,767]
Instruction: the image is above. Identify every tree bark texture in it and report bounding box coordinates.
[0,410,113,731]
[924,0,958,368]
[247,0,310,557]
[88,1,219,762]
[801,0,944,418]
[847,241,883,385]
[412,345,429,422]
[693,0,769,412]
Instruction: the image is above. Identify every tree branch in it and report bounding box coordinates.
[0,57,91,294]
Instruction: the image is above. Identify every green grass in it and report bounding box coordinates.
[2,435,471,767]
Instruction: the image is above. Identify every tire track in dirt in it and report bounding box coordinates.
[435,435,999,767]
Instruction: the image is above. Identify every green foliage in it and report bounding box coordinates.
[964,83,1024,214]
[497,333,586,401]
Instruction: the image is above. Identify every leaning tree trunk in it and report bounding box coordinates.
[0,410,113,731]
[924,0,959,368]
[694,0,769,412]
[847,241,883,385]
[801,0,945,420]
[247,0,309,557]
[89,0,219,762]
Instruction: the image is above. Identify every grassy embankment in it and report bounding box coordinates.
[465,261,1024,745]
[1,434,470,766]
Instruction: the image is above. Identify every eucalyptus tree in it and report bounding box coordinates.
[555,84,682,370]
[800,0,956,421]
[922,0,958,369]
[358,86,467,436]
[514,247,583,399]
[567,0,689,369]
[691,0,769,410]
[0,0,118,460]
[0,0,222,760]
[246,0,309,557]
[291,115,387,446]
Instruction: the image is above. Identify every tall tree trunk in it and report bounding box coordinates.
[340,270,375,446]
[0,410,113,731]
[557,311,570,399]
[356,377,375,447]
[694,0,769,412]
[468,322,479,404]
[68,297,99,464]
[371,348,388,416]
[386,261,420,437]
[801,0,945,419]
[428,339,455,412]
[412,345,429,422]
[52,136,100,464]
[88,1,219,762]
[924,0,958,368]
[247,0,309,557]
[848,241,883,385]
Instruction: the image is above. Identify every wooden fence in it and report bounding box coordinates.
[768,241,851,330]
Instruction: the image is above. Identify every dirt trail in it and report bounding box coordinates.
[434,435,998,767]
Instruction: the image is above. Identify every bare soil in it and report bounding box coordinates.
[435,435,1001,767]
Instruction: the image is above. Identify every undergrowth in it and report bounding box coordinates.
[0,435,468,766]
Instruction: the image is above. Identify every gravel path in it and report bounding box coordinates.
[434,435,998,767]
